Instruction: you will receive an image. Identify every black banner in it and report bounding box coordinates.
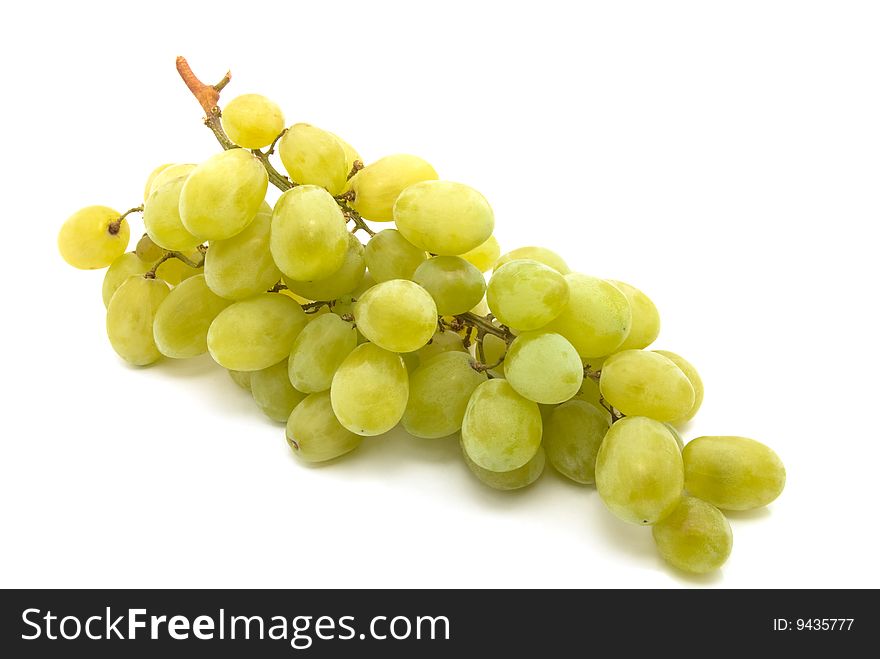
[0,589,870,656]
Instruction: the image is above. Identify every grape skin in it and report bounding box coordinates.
[279,123,348,195]
[102,252,148,308]
[106,276,170,366]
[251,360,307,423]
[58,206,129,270]
[346,154,438,221]
[462,442,546,491]
[503,332,584,404]
[221,94,285,149]
[653,350,704,425]
[607,280,660,351]
[487,259,569,331]
[364,229,427,282]
[460,235,501,273]
[599,350,695,422]
[652,496,733,574]
[412,256,487,316]
[287,392,363,463]
[495,246,569,274]
[153,275,232,359]
[354,280,438,353]
[544,400,609,484]
[284,234,366,301]
[288,314,358,393]
[205,211,282,300]
[143,176,202,251]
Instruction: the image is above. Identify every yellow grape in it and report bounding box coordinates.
[653,350,704,424]
[251,360,307,422]
[495,246,569,274]
[607,280,660,351]
[155,253,202,286]
[393,180,494,255]
[462,441,545,491]
[207,293,308,371]
[135,234,165,263]
[221,94,285,149]
[346,154,438,221]
[652,496,733,574]
[286,392,363,463]
[58,206,129,270]
[683,436,785,511]
[279,123,348,194]
[204,211,281,300]
[333,133,361,175]
[460,235,501,273]
[412,256,487,316]
[503,332,583,404]
[284,234,366,301]
[330,343,409,436]
[545,273,631,358]
[270,185,349,281]
[595,416,683,525]
[153,275,232,359]
[143,176,202,251]
[544,400,609,484]
[146,163,196,199]
[102,252,147,308]
[288,314,358,393]
[354,280,437,353]
[143,163,173,201]
[363,229,427,282]
[599,350,694,422]
[106,276,170,366]
[180,149,268,240]
[487,259,569,331]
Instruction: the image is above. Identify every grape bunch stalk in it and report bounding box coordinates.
[57,57,786,575]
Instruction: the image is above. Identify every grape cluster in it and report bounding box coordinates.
[57,61,786,575]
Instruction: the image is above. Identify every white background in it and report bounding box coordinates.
[1,0,878,589]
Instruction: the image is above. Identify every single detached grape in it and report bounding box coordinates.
[58,206,130,270]
[287,392,363,463]
[652,496,733,574]
[607,280,660,351]
[653,350,704,425]
[412,256,487,316]
[495,246,570,274]
[503,332,583,404]
[544,400,610,484]
[346,154,438,221]
[153,275,231,359]
[462,442,545,491]
[364,229,427,282]
[487,259,569,331]
[221,94,285,149]
[279,123,348,195]
[106,275,170,366]
[354,280,438,353]
[599,350,695,422]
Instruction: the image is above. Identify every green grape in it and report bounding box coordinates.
[599,350,695,422]
[204,211,281,300]
[595,416,683,525]
[330,343,409,436]
[363,229,427,282]
[143,163,173,201]
[354,280,437,353]
[153,275,231,359]
[503,332,583,404]
[221,94,285,149]
[478,333,507,378]
[682,436,785,511]
[284,234,365,301]
[270,185,349,281]
[462,441,545,491]
[665,423,685,451]
[278,123,348,195]
[146,163,196,198]
[654,350,704,424]
[58,206,129,270]
[402,351,487,439]
[180,149,268,240]
[251,360,307,422]
[414,330,465,365]
[461,379,542,472]
[460,235,501,273]
[607,280,660,351]
[135,234,165,263]
[393,180,494,255]
[546,273,632,358]
[207,293,308,371]
[652,496,733,574]
[143,175,202,251]
[346,154,438,221]
[401,351,421,374]
[412,256,486,316]
[572,376,603,411]
[543,400,610,484]
[333,134,361,175]
[288,314,357,393]
[287,392,363,462]
[106,276,170,366]
[495,246,569,274]
[102,252,148,308]
[155,254,202,286]
[486,259,569,330]
[228,369,253,391]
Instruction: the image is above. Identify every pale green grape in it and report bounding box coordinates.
[153,275,231,358]
[683,436,785,511]
[665,423,685,451]
[595,416,683,525]
[402,351,487,439]
[346,154,438,221]
[478,333,507,378]
[333,134,361,175]
[102,252,148,308]
[607,280,660,351]
[546,273,632,358]
[287,392,363,462]
[288,313,357,393]
[106,276,170,366]
[654,350,704,424]
[251,360,307,422]
[572,376,603,411]
[462,441,545,491]
[135,234,164,263]
[544,400,610,484]
[204,211,281,300]
[180,149,268,240]
[652,496,733,574]
[412,256,486,315]
[393,180,494,255]
[221,94,285,149]
[486,259,569,330]
[284,234,366,301]
[143,164,173,201]
[414,330,465,365]
[155,254,202,286]
[278,123,348,195]
[599,350,695,422]
[503,332,583,404]
[58,206,129,270]
[495,246,569,274]
[228,369,253,391]
[461,379,542,472]
[354,280,437,353]
[461,235,501,273]
[143,176,202,251]
[270,185,348,281]
[363,229,427,282]
[330,343,409,436]
[146,163,196,198]
[207,293,308,371]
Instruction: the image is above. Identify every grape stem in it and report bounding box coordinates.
[144,250,206,278]
[583,367,602,382]
[175,56,375,237]
[598,396,624,424]
[108,205,144,235]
